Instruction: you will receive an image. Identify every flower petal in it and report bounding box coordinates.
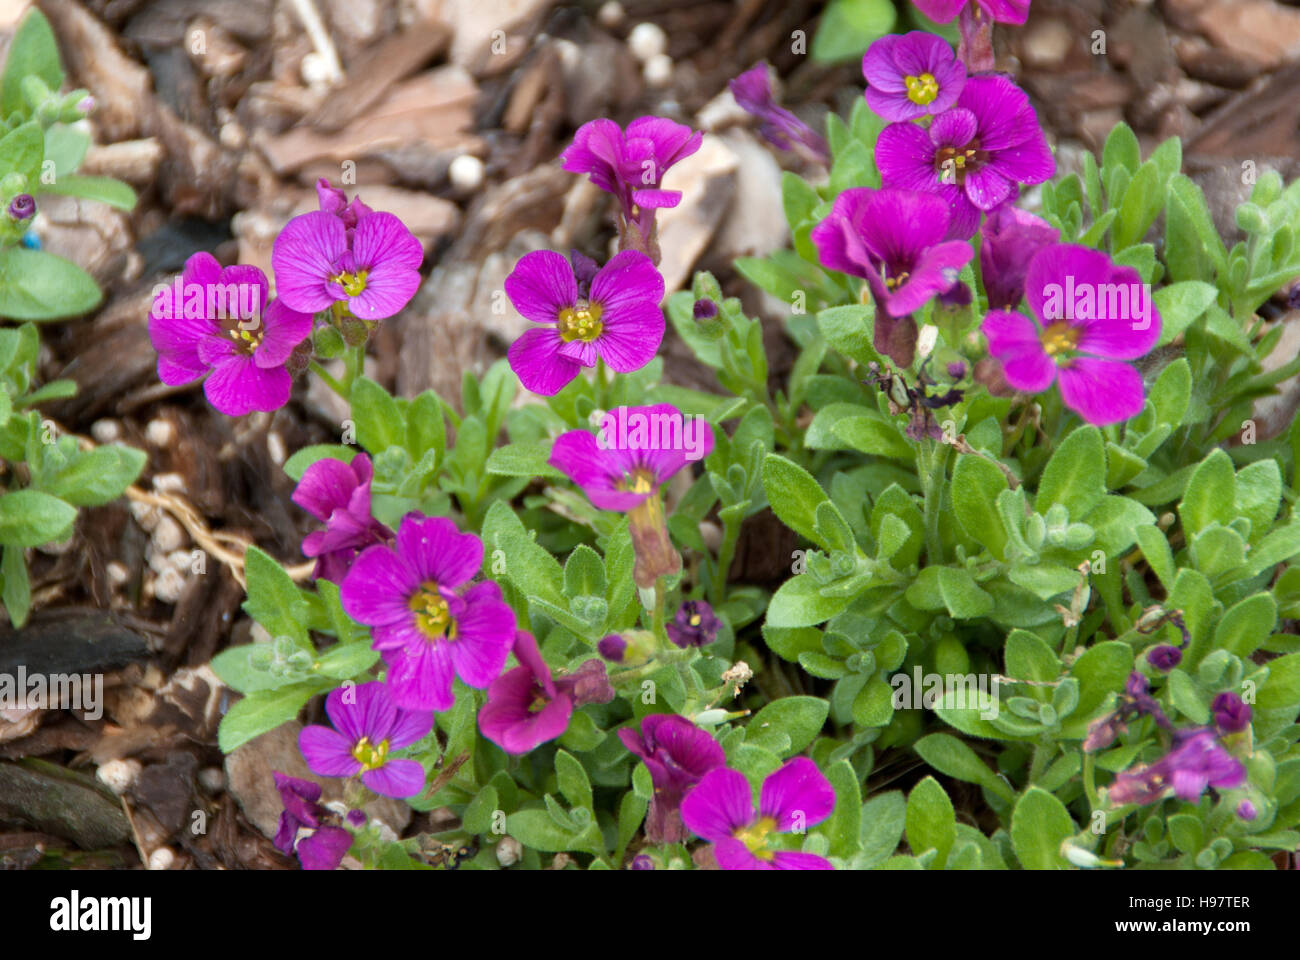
[981,310,1056,392]
[508,326,582,396]
[1056,358,1146,426]
[759,757,836,831]
[680,768,754,841]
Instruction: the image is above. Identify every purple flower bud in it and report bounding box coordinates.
[77,95,96,114]
[630,854,655,870]
[8,194,35,222]
[666,599,720,649]
[730,65,831,166]
[946,360,966,379]
[1236,800,1257,821]
[1212,692,1251,734]
[979,205,1058,311]
[598,634,626,663]
[693,297,718,320]
[1146,645,1182,672]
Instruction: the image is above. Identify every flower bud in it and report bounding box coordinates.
[312,323,345,359]
[7,194,35,222]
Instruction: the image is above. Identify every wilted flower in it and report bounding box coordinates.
[862,32,966,121]
[598,634,627,662]
[298,683,432,799]
[1212,692,1251,734]
[272,772,364,870]
[982,244,1161,425]
[1083,671,1173,752]
[148,253,313,416]
[1146,645,1183,673]
[619,715,725,844]
[876,75,1054,239]
[315,178,373,233]
[680,758,836,870]
[478,631,614,755]
[1107,728,1246,806]
[505,249,665,395]
[340,515,516,711]
[666,600,721,649]
[272,208,423,321]
[979,204,1058,310]
[729,64,830,164]
[291,454,393,582]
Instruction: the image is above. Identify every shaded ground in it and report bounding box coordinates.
[1,0,1298,869]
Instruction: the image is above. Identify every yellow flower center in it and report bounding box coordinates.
[332,270,369,297]
[936,145,979,185]
[1040,321,1082,358]
[905,73,940,106]
[885,271,911,291]
[558,303,604,343]
[689,613,701,627]
[619,468,656,495]
[409,583,457,641]
[733,816,778,861]
[227,325,265,355]
[351,736,390,770]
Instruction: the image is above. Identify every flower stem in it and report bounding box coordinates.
[342,344,364,395]
[309,360,347,398]
[710,515,741,608]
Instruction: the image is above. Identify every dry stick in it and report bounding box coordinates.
[287,0,344,84]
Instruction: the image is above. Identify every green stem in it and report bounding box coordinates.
[309,360,348,398]
[710,517,741,608]
[342,344,364,395]
[919,439,950,565]
[651,577,667,641]
[1083,752,1100,815]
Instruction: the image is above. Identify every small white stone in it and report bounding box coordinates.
[153,472,186,494]
[449,154,484,192]
[145,418,175,447]
[152,515,185,554]
[553,38,581,71]
[90,419,121,444]
[597,1,625,28]
[267,431,286,466]
[147,847,175,871]
[106,561,130,587]
[198,767,225,794]
[300,51,332,89]
[218,120,246,150]
[628,22,666,62]
[153,567,186,604]
[168,549,194,572]
[643,53,673,88]
[496,835,522,866]
[96,758,142,795]
[129,500,162,532]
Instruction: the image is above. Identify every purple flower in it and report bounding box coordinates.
[1212,692,1251,734]
[549,403,714,512]
[1146,645,1183,673]
[876,76,1054,239]
[981,244,1161,425]
[478,630,613,755]
[598,634,627,662]
[7,194,35,221]
[340,515,516,711]
[1107,728,1246,806]
[148,253,313,416]
[693,298,718,320]
[630,853,655,870]
[911,0,1030,24]
[862,33,966,122]
[272,772,363,870]
[1237,800,1258,821]
[729,65,830,164]
[291,454,393,582]
[272,209,423,321]
[680,758,836,870]
[298,683,432,798]
[979,204,1058,310]
[666,600,721,649]
[810,187,974,316]
[619,715,725,844]
[505,250,665,395]
[1083,671,1173,753]
[315,178,373,233]
[561,116,702,252]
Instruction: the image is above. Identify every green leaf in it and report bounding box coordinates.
[39,444,145,506]
[936,566,994,619]
[1036,426,1105,520]
[822,759,862,858]
[554,749,594,811]
[905,776,956,868]
[951,455,1010,560]
[1234,459,1281,544]
[811,0,897,63]
[217,682,327,753]
[1179,448,1236,537]
[1257,653,1300,710]
[816,305,882,367]
[350,377,404,454]
[745,696,829,757]
[1,10,65,118]
[241,546,310,644]
[914,733,1014,802]
[1102,122,1140,179]
[1114,161,1163,250]
[1067,641,1133,731]
[1154,282,1218,346]
[1135,524,1177,589]
[1147,357,1191,426]
[761,453,832,549]
[766,574,852,628]
[0,248,102,320]
[857,791,905,868]
[506,809,591,854]
[0,489,75,547]
[481,500,565,607]
[832,414,913,460]
[1,544,31,627]
[1215,593,1277,660]
[1087,495,1155,556]
[1246,521,1300,577]
[313,642,379,680]
[485,441,563,479]
[1010,787,1074,869]
[283,444,356,481]
[40,175,137,210]
[0,122,44,186]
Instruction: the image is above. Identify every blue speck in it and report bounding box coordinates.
[20,231,40,250]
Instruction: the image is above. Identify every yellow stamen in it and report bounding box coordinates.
[558,303,604,343]
[351,736,391,770]
[332,270,369,297]
[733,816,778,861]
[1040,321,1082,358]
[904,73,940,107]
[409,583,457,641]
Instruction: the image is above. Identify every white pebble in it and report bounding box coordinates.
[129,500,162,532]
[90,419,121,444]
[300,51,332,88]
[643,53,673,88]
[96,758,142,795]
[198,767,225,793]
[597,1,625,28]
[147,847,175,871]
[145,418,175,447]
[152,472,186,494]
[496,835,522,866]
[168,549,194,572]
[267,431,286,466]
[152,515,185,554]
[106,561,130,587]
[153,567,186,604]
[218,121,246,150]
[449,154,484,192]
[628,22,666,62]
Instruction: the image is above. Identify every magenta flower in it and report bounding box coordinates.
[315,178,373,232]
[680,758,836,870]
[1107,728,1246,806]
[478,630,614,755]
[291,454,393,582]
[149,252,313,416]
[1146,645,1182,672]
[272,772,365,870]
[666,600,721,649]
[619,715,725,844]
[505,250,665,395]
[979,204,1058,310]
[7,194,35,222]
[1212,692,1251,734]
[298,683,432,799]
[729,64,830,164]
[862,33,966,122]
[272,209,423,321]
[548,403,714,511]
[911,0,1030,24]
[981,244,1160,425]
[1082,672,1173,753]
[810,187,974,317]
[876,76,1054,239]
[340,515,516,711]
[561,116,702,249]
